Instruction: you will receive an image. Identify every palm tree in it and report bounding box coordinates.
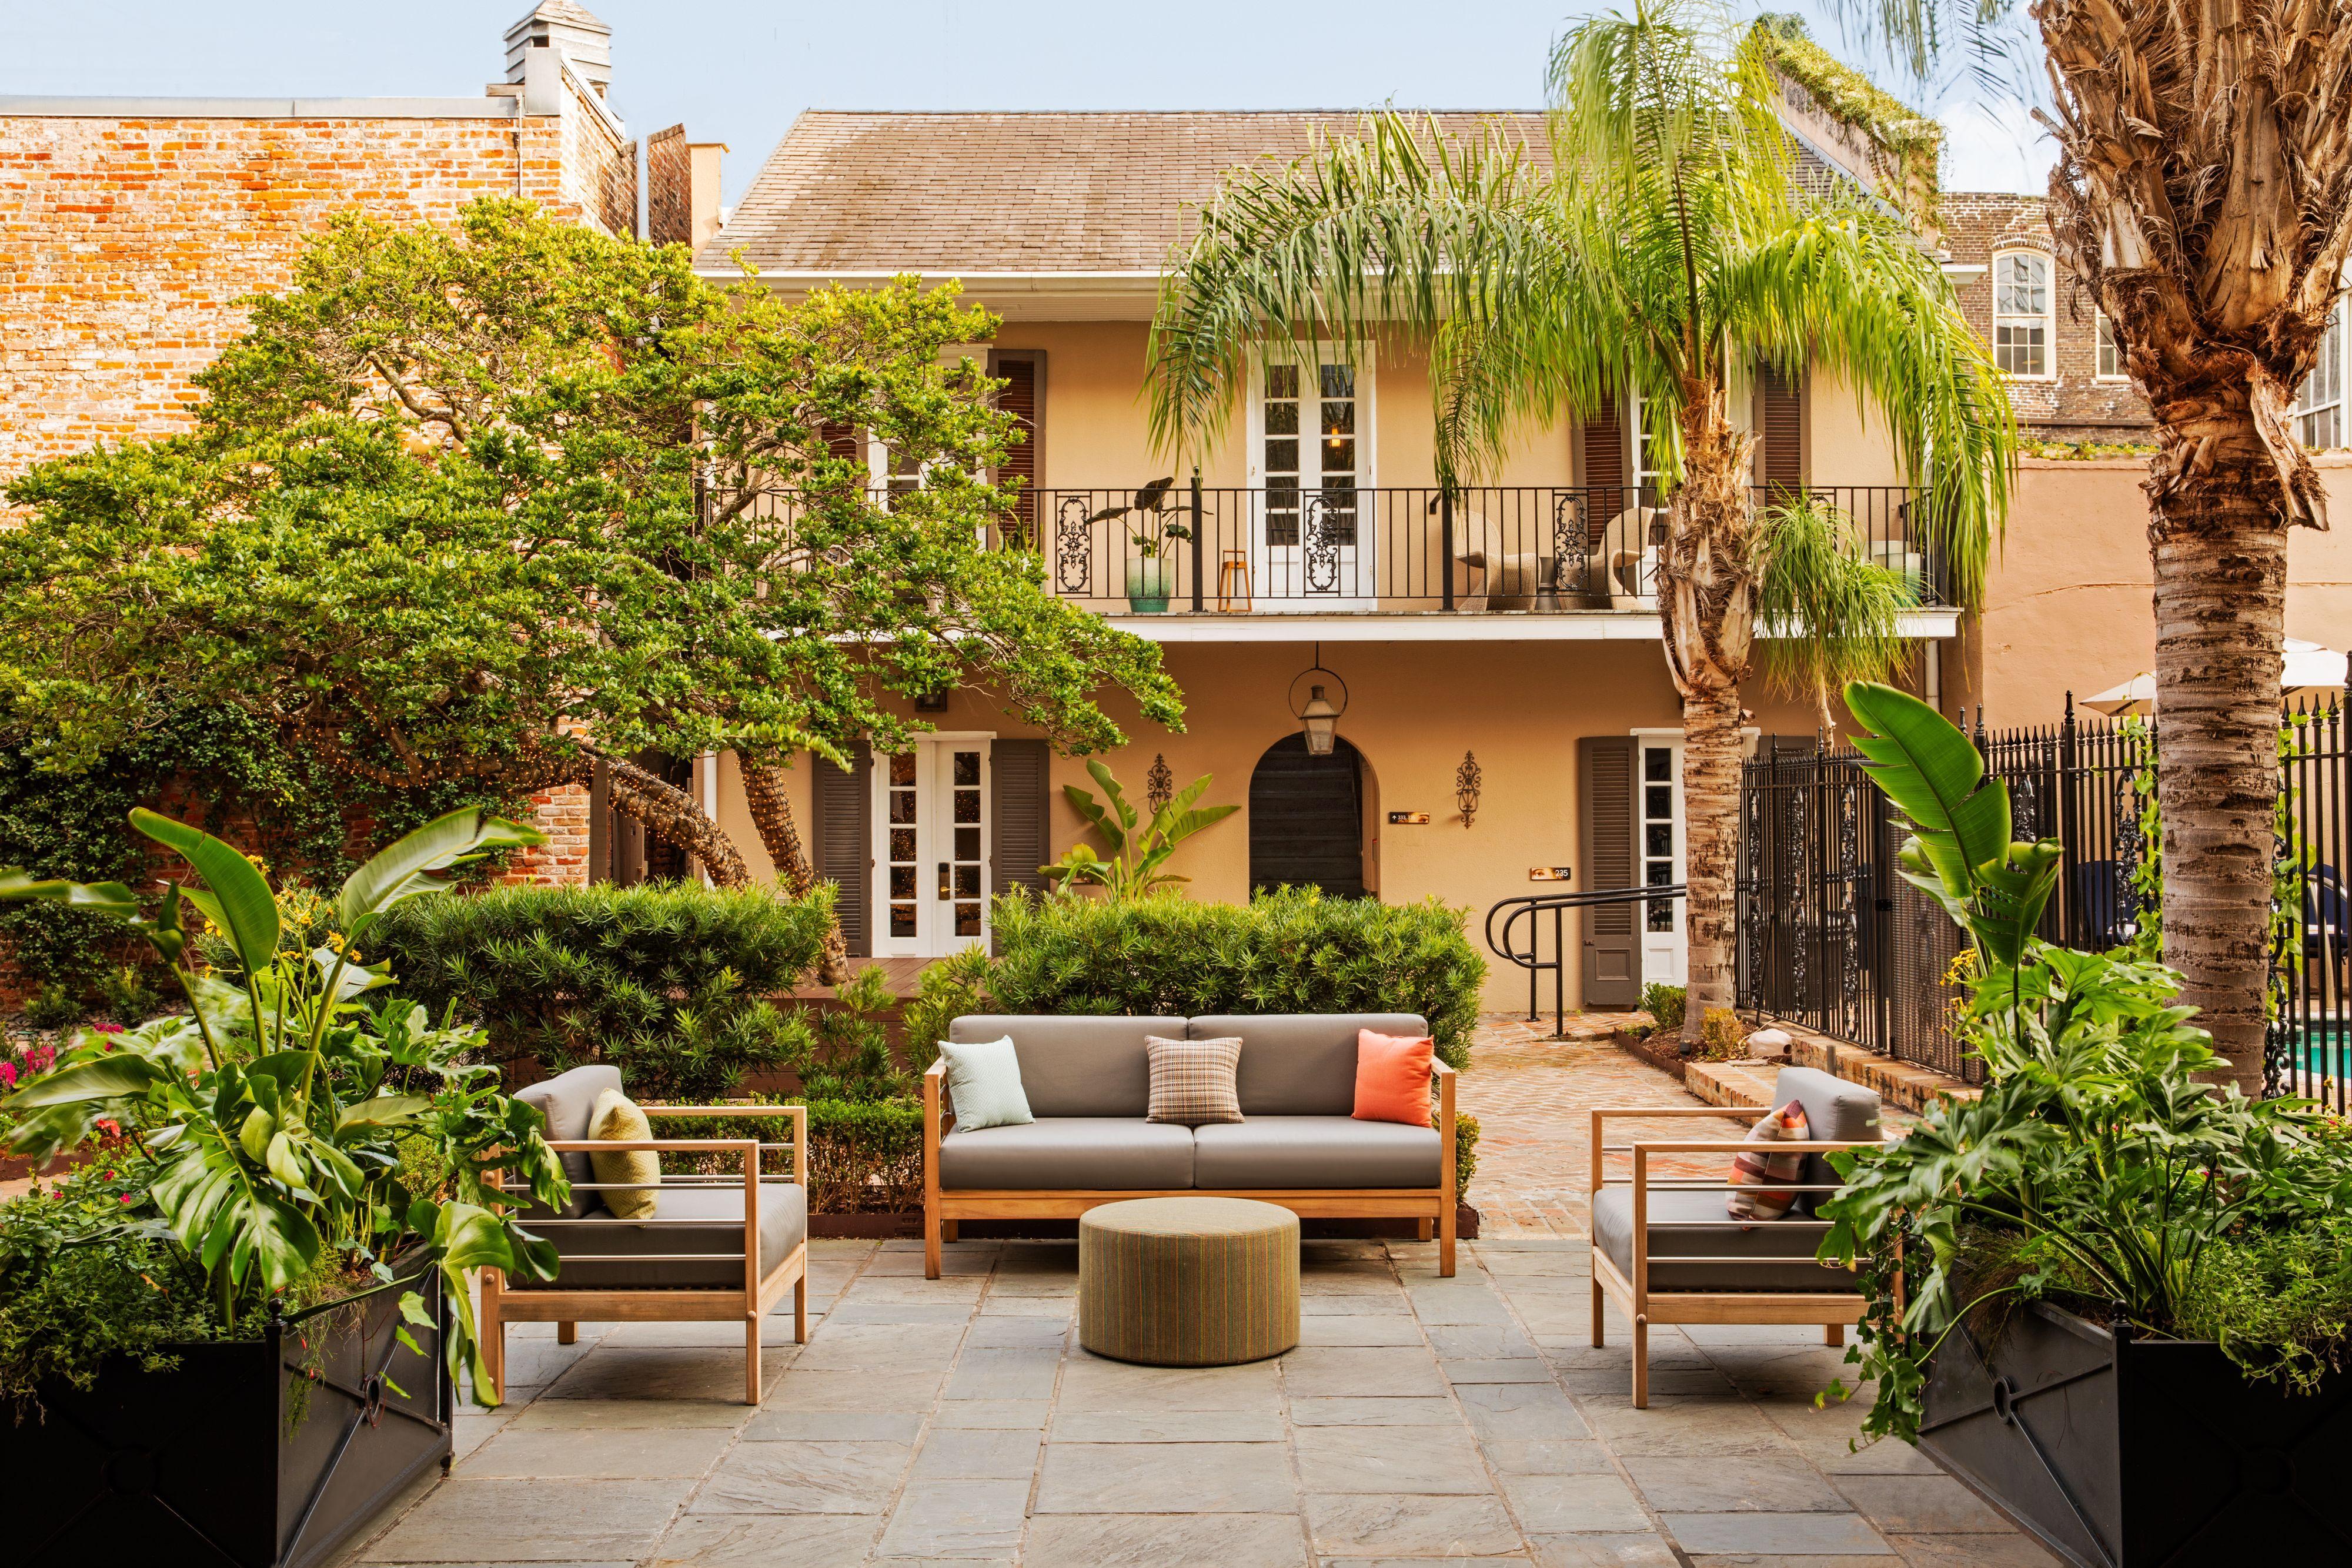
[1147,0,2014,1045]
[1829,1,2351,1091]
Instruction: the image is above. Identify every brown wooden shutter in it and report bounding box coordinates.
[1578,734,1643,1007]
[990,739,1052,909]
[990,351,1044,546]
[819,422,861,463]
[1581,393,1629,549]
[1755,363,1805,496]
[808,744,872,958]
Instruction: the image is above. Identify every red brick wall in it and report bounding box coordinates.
[0,108,602,482]
[645,122,690,246]
[1941,192,2156,441]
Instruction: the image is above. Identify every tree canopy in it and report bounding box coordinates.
[0,200,1182,880]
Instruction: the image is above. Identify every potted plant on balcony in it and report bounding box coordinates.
[1087,476,1190,613]
[0,805,570,1568]
[1816,683,2352,1568]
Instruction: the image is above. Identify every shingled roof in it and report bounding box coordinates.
[702,111,1551,276]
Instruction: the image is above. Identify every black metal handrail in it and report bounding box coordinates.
[719,482,1948,612]
[1486,883,1686,1039]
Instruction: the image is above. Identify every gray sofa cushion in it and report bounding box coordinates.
[510,1179,807,1290]
[1591,1186,1856,1294]
[949,1015,1186,1118]
[938,1117,1195,1191]
[1190,1014,1431,1116]
[1771,1065,1882,1208]
[515,1064,622,1218]
[1192,1115,1441,1189]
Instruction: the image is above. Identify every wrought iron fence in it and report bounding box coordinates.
[1737,691,2352,1101]
[715,482,1948,612]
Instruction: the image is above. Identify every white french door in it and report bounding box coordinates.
[872,737,993,957]
[1635,734,1687,985]
[1248,346,1374,609]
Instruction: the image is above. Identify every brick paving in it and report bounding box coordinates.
[1458,1012,1756,1241]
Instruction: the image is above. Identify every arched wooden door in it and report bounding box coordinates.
[1248,733,1366,897]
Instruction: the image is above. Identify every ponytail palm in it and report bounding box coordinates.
[1148,0,2014,1041]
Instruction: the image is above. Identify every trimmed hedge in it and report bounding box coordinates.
[650,1098,922,1215]
[985,886,1487,1070]
[371,882,836,1094]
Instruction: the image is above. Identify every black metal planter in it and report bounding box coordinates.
[1919,1299,2352,1567]
[6,1263,454,1568]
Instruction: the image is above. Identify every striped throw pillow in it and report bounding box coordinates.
[1725,1101,1810,1221]
[1145,1036,1245,1126]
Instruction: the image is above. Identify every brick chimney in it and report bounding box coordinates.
[505,1,613,99]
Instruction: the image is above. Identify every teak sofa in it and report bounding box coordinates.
[924,1014,1456,1279]
[480,1064,810,1405]
[1588,1065,1887,1406]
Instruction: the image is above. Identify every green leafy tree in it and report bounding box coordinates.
[1146,0,2013,1045]
[1041,760,1240,901]
[0,200,1182,972]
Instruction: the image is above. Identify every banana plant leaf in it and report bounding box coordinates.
[131,807,281,974]
[336,805,546,940]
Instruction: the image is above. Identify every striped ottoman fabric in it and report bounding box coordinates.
[1078,1196,1299,1366]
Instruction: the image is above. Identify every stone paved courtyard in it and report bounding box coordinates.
[328,1018,2056,1568]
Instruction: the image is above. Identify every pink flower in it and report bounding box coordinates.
[0,1063,14,1089]
[91,1022,122,1035]
[118,1193,135,1205]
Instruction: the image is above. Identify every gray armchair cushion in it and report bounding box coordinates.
[938,1117,1194,1191]
[515,1064,622,1218]
[1192,1115,1441,1189]
[1771,1065,1882,1208]
[1189,1014,1429,1116]
[948,1015,1186,1118]
[510,1179,807,1290]
[1591,1187,1856,1294]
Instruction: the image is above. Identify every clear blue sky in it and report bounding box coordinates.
[1,0,2050,206]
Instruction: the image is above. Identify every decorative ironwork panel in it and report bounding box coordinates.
[1302,496,1342,594]
[1055,496,1094,594]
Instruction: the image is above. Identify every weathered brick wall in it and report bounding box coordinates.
[0,106,604,483]
[502,784,592,887]
[645,122,690,246]
[1942,192,2156,440]
[555,67,635,238]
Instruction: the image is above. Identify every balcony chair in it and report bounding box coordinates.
[479,1065,809,1406]
[1598,505,1663,610]
[1588,1066,1890,1407]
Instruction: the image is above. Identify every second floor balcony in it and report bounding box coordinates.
[1025,484,1950,623]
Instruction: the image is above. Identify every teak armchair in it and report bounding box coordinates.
[481,1086,808,1407]
[1588,1071,1889,1407]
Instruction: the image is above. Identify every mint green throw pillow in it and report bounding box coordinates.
[940,1036,1034,1131]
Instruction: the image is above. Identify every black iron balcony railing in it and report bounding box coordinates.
[1031,484,1947,613]
[722,483,1947,614]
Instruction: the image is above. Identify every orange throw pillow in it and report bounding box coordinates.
[1353,1029,1436,1126]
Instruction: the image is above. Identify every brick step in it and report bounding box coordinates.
[1682,1029,1975,1126]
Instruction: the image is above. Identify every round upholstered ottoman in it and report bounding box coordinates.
[1078,1196,1300,1366]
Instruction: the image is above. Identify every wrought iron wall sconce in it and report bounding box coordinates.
[1146,753,1174,813]
[1456,750,1483,828]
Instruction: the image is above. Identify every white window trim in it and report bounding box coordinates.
[1244,342,1378,490]
[1992,249,2059,383]
[2093,309,2131,384]
[2296,298,2346,451]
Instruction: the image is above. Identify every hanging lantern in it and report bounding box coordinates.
[1456,750,1483,828]
[1287,643,1351,758]
[1300,686,1342,757]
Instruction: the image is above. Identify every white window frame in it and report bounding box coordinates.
[2094,310,2129,383]
[869,732,996,958]
[1992,249,2056,381]
[2297,300,2346,451]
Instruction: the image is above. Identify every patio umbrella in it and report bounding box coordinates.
[2082,639,2349,716]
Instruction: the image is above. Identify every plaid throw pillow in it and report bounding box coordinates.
[1145,1035,1245,1126]
[1725,1100,1810,1221]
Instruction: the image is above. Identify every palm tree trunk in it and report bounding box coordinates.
[600,754,753,888]
[1660,392,1760,1048]
[741,755,852,984]
[2150,458,2288,1096]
